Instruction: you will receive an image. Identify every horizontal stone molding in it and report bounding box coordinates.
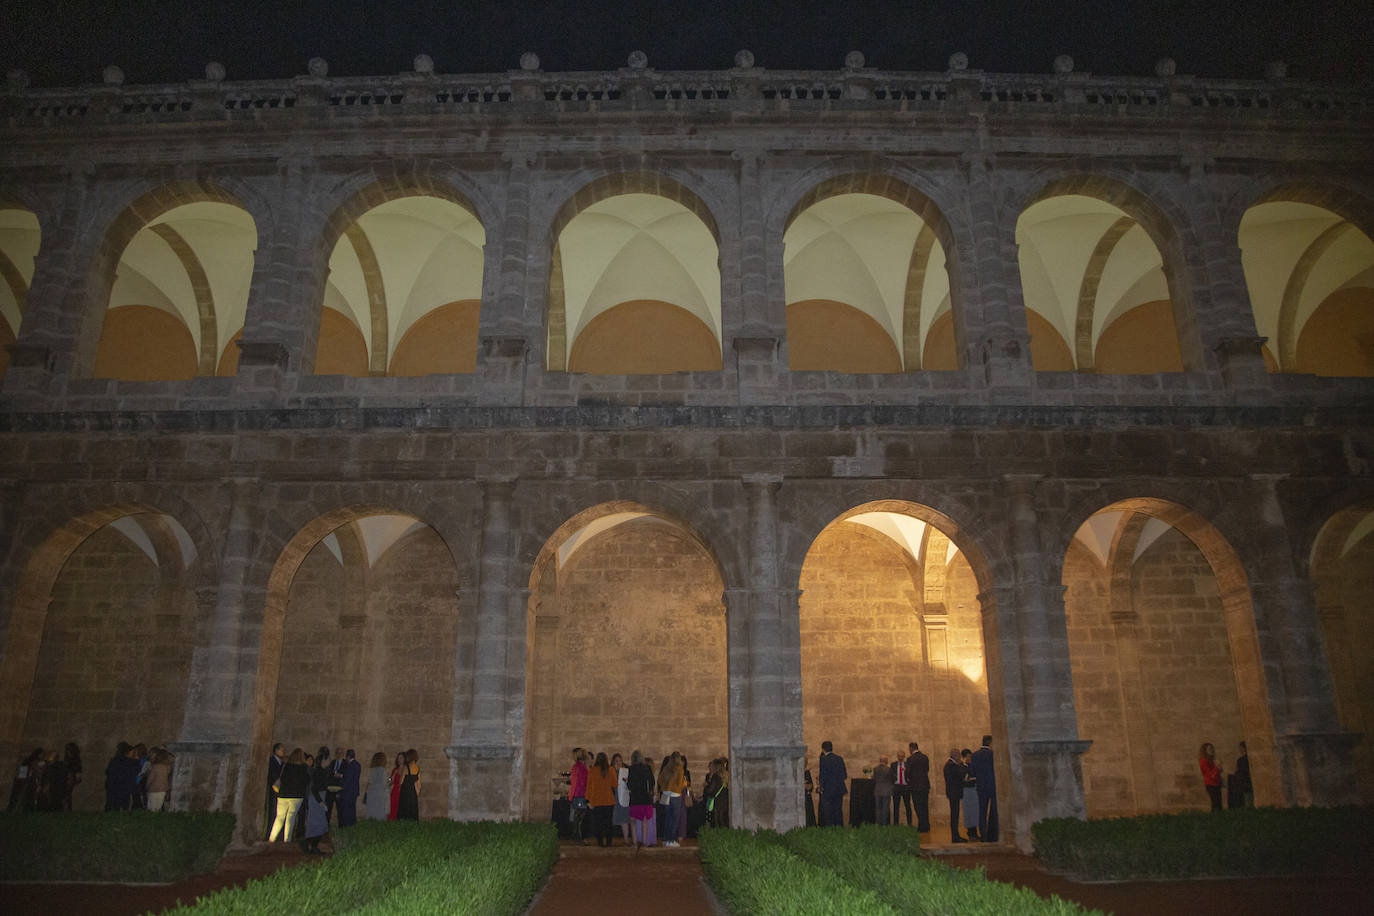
[731,743,807,759]
[1017,739,1094,756]
[165,741,245,757]
[445,743,519,760]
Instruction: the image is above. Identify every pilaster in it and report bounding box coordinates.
[965,155,1033,393]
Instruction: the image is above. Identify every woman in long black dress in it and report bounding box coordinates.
[804,766,817,827]
[398,748,420,820]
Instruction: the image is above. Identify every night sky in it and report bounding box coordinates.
[4,0,1372,88]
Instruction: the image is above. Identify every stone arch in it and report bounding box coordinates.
[82,180,262,379]
[796,496,999,833]
[0,496,218,780]
[245,502,465,835]
[312,170,491,377]
[1061,495,1279,815]
[1015,169,1198,371]
[522,497,730,819]
[1233,181,1374,376]
[543,167,725,372]
[776,167,965,373]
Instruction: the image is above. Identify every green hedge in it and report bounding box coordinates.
[0,811,234,883]
[784,827,1099,916]
[700,827,1098,916]
[166,821,557,915]
[1033,806,1374,880]
[698,828,898,915]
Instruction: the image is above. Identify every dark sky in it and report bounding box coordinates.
[4,0,1372,88]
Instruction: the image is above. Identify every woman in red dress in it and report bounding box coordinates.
[388,751,404,820]
[1198,742,1223,811]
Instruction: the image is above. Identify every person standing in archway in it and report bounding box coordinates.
[1228,741,1253,808]
[906,742,931,833]
[892,748,912,826]
[969,735,998,842]
[817,741,847,827]
[1199,742,1223,811]
[943,748,968,843]
[264,743,285,839]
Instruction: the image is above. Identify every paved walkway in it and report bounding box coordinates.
[529,842,719,915]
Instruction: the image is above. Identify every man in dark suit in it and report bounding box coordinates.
[817,741,847,827]
[969,735,998,842]
[337,748,362,827]
[943,748,968,843]
[905,741,931,832]
[325,746,344,825]
[264,742,284,840]
[892,749,913,825]
[873,754,895,825]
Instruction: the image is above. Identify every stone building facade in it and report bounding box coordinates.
[0,53,1371,849]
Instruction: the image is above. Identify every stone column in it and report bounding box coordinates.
[729,474,806,830]
[234,158,316,394]
[1247,474,1360,806]
[171,479,261,840]
[1174,158,1272,391]
[1003,474,1090,849]
[964,155,1033,392]
[1,169,92,394]
[447,478,524,820]
[731,149,785,404]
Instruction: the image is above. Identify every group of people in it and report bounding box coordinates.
[1199,741,1253,810]
[565,747,730,849]
[806,736,1000,844]
[7,743,82,813]
[264,744,422,853]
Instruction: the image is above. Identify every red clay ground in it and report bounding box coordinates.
[4,836,1371,915]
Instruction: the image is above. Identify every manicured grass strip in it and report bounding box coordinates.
[784,826,1101,916]
[1033,806,1374,880]
[166,821,557,915]
[0,812,234,883]
[699,828,898,916]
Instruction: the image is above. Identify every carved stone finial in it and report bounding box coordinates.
[6,69,30,90]
[844,50,865,70]
[627,50,648,70]
[948,52,969,72]
[519,51,540,71]
[1053,54,1074,74]
[734,49,755,69]
[205,61,225,82]
[307,56,328,78]
[1266,60,1288,80]
[413,54,434,74]
[1155,57,1176,77]
[102,65,125,86]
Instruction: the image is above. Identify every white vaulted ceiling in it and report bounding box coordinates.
[0,208,40,339]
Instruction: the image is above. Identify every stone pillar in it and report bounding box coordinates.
[1247,474,1360,806]
[448,478,524,820]
[1003,474,1090,849]
[1,169,92,394]
[729,474,806,830]
[235,158,316,394]
[731,149,785,403]
[174,479,261,840]
[1174,157,1272,390]
[964,155,1033,393]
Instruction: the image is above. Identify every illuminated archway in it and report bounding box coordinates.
[548,178,722,373]
[1309,500,1374,801]
[252,509,463,831]
[93,200,257,381]
[799,500,992,823]
[1064,499,1276,815]
[1239,200,1374,376]
[1017,194,1183,373]
[784,187,956,372]
[523,501,728,818]
[0,206,40,381]
[319,195,485,376]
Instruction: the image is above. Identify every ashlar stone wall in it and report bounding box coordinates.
[799,522,990,793]
[21,518,195,810]
[272,525,460,820]
[525,519,728,816]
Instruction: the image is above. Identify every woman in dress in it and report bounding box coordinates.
[626,750,657,850]
[611,753,631,845]
[1199,742,1223,811]
[804,765,816,827]
[397,748,420,820]
[301,756,330,853]
[568,748,589,843]
[62,743,82,811]
[364,752,389,820]
[586,751,617,847]
[960,749,980,841]
[145,749,172,812]
[388,752,404,820]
